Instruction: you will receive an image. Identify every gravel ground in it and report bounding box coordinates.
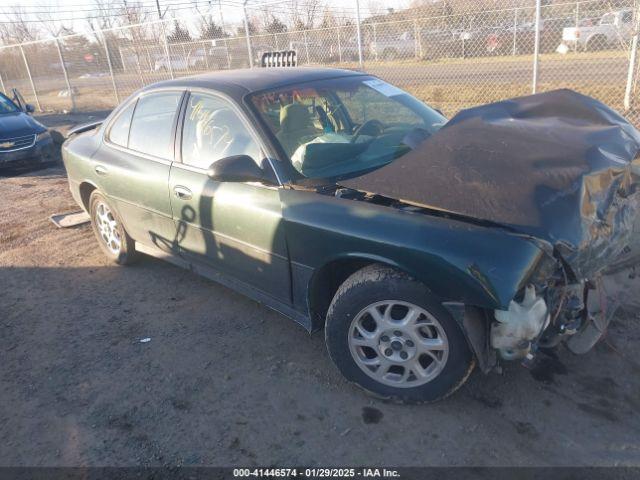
[0,114,639,467]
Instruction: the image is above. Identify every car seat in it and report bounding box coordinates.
[275,103,322,156]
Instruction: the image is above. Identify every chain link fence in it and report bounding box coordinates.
[1,0,638,124]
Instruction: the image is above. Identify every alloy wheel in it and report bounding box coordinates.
[348,300,449,388]
[94,201,121,256]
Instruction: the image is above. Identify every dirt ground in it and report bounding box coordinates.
[0,114,640,467]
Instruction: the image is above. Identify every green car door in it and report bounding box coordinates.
[97,90,183,251]
[168,91,290,303]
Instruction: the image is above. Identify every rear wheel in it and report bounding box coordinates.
[325,264,475,403]
[89,191,138,265]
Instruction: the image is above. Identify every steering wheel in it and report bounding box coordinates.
[350,119,385,144]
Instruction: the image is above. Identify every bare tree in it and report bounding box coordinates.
[86,0,122,32]
[0,7,41,44]
[34,1,76,38]
[287,0,325,29]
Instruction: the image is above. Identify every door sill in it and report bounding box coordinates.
[135,242,312,332]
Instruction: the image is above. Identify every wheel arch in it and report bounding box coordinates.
[79,180,98,212]
[309,257,497,374]
[305,252,499,332]
[307,254,385,332]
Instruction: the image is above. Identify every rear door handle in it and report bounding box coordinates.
[94,165,108,176]
[173,185,192,200]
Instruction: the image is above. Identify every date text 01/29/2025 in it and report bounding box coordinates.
[232,468,401,478]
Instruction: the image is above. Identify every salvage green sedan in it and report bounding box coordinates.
[62,67,640,403]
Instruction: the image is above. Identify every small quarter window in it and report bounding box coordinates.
[128,92,182,160]
[108,101,135,147]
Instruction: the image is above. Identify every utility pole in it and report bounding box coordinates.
[624,3,640,110]
[216,0,231,68]
[355,0,364,70]
[155,0,174,79]
[217,0,226,33]
[531,0,541,93]
[243,0,254,68]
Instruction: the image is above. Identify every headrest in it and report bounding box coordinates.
[279,103,312,132]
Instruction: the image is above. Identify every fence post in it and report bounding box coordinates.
[303,30,310,64]
[337,26,342,63]
[243,0,254,68]
[216,0,232,69]
[19,45,42,112]
[532,0,542,94]
[624,6,640,110]
[182,44,188,72]
[145,46,153,72]
[202,41,210,70]
[224,38,231,69]
[415,19,423,58]
[0,70,5,95]
[101,31,120,105]
[355,0,364,69]
[161,21,175,79]
[512,8,518,56]
[373,24,378,61]
[574,2,580,53]
[55,37,76,112]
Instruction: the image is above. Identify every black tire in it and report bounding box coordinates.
[89,190,139,265]
[325,264,475,404]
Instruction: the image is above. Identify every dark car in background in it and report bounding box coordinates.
[62,68,640,403]
[0,90,55,170]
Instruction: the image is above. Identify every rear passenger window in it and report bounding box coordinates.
[128,92,181,160]
[108,101,135,147]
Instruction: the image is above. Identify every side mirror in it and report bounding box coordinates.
[207,155,273,184]
[25,104,35,113]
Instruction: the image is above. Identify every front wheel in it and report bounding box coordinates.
[325,264,475,403]
[89,191,139,265]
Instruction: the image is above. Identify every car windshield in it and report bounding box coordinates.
[0,94,19,114]
[250,76,446,180]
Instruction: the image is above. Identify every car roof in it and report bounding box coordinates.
[144,67,368,98]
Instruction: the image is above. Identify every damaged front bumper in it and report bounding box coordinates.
[448,249,620,373]
[489,251,618,366]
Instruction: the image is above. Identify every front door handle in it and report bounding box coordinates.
[94,165,108,176]
[173,185,193,200]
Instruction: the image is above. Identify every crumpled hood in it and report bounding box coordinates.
[0,112,45,139]
[340,89,640,278]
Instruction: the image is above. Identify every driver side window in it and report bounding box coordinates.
[181,93,261,170]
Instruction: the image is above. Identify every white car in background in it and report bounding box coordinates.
[154,49,207,72]
[561,9,634,51]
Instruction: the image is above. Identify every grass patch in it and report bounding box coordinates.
[403,82,628,119]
